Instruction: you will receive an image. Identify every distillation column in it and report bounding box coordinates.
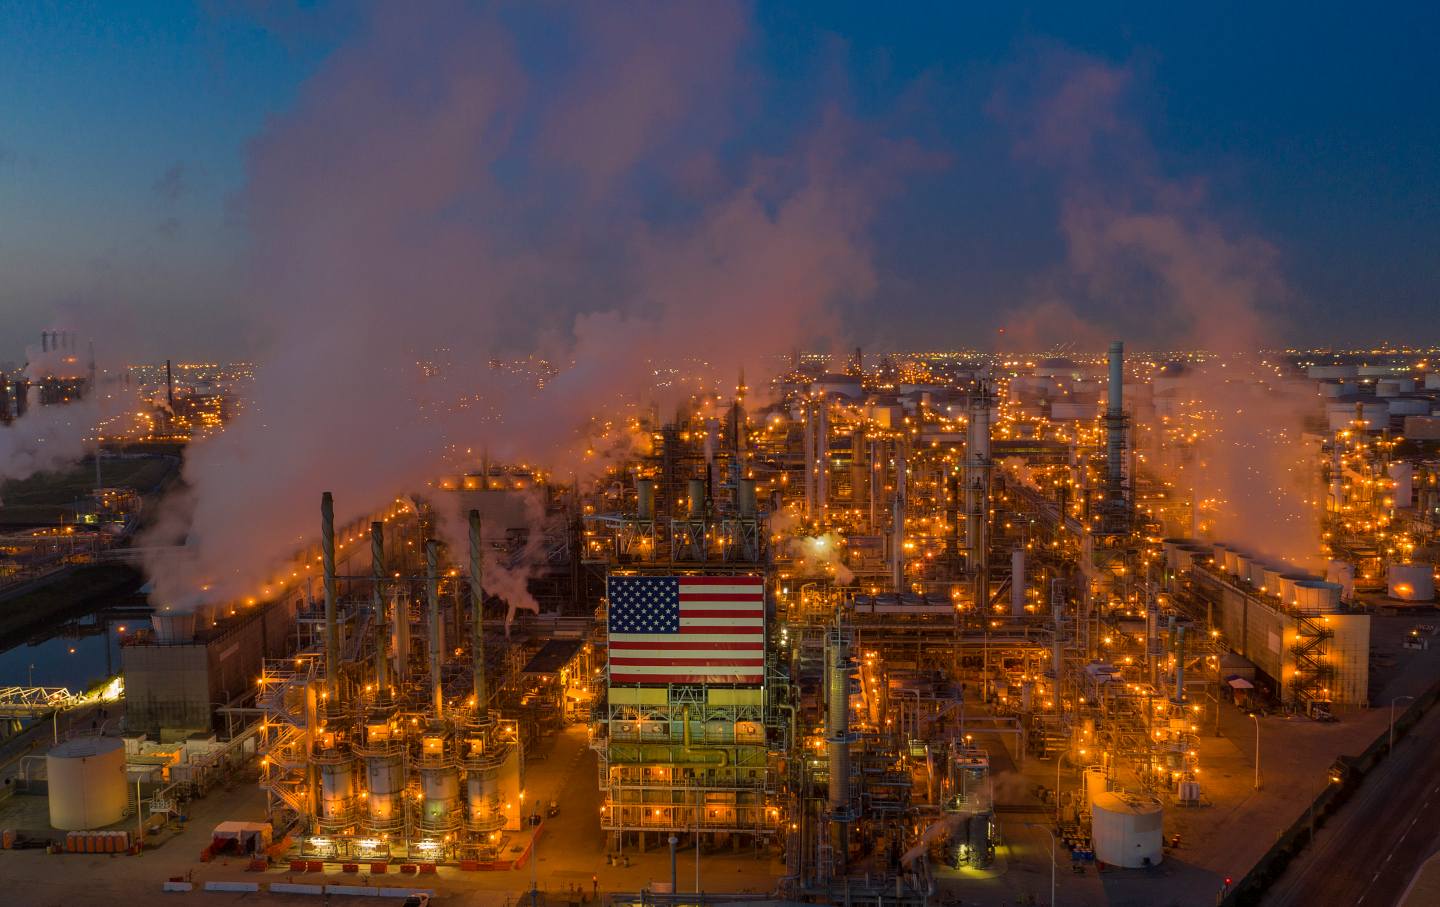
[426,540,443,717]
[1106,340,1127,515]
[321,491,340,701]
[372,522,389,695]
[966,390,992,604]
[826,625,854,877]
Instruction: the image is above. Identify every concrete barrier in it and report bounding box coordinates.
[377,888,435,898]
[270,882,326,895]
[204,881,261,893]
[324,884,380,896]
[162,881,194,892]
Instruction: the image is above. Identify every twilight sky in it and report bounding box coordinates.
[1,1,1438,363]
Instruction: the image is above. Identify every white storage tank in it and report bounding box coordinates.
[1248,560,1269,589]
[47,737,128,830]
[1387,564,1436,602]
[1293,581,1342,613]
[1262,564,1286,596]
[1091,791,1164,868]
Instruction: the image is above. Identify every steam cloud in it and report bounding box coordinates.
[992,46,1318,562]
[147,2,925,607]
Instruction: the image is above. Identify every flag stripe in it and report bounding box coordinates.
[609,641,764,651]
[607,574,764,686]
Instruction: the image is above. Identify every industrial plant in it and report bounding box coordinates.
[4,340,1437,906]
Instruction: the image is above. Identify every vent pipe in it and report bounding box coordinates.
[426,539,443,717]
[321,492,339,701]
[467,509,488,711]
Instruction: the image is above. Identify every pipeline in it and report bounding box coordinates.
[680,704,728,766]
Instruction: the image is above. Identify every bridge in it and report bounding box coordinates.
[0,678,124,719]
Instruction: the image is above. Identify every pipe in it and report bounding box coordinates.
[371,521,388,696]
[321,492,339,701]
[467,509,488,711]
[426,539,443,717]
[1011,547,1026,617]
[680,704,727,765]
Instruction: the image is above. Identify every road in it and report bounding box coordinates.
[1263,698,1440,907]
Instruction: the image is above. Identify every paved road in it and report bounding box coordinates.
[1263,699,1440,907]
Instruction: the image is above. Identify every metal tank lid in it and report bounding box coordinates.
[49,737,124,758]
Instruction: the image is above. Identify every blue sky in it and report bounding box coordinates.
[2,1,1438,362]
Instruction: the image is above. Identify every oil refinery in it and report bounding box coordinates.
[5,341,1439,907]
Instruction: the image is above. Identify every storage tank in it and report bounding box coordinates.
[1262,564,1286,596]
[1278,573,1313,607]
[47,737,127,830]
[365,751,406,832]
[1248,560,1269,589]
[1083,768,1109,812]
[317,757,356,827]
[1293,581,1342,613]
[1387,564,1436,602]
[420,766,462,833]
[1091,791,1163,868]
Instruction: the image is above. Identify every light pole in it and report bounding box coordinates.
[1389,695,1415,750]
[1248,713,1261,790]
[1026,822,1058,907]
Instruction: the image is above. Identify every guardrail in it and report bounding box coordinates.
[1220,674,1440,906]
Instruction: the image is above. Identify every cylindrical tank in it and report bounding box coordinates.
[420,766,461,830]
[1293,581,1342,613]
[1091,792,1163,868]
[1278,573,1312,607]
[365,754,405,829]
[687,479,706,519]
[466,765,502,829]
[1262,564,1285,596]
[47,737,127,830]
[636,479,655,520]
[1326,561,1355,599]
[319,760,355,824]
[737,478,757,517]
[1387,564,1436,602]
[1083,768,1108,812]
[1248,560,1269,589]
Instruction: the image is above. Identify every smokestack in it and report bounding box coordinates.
[321,492,339,701]
[966,387,991,601]
[1106,340,1125,509]
[802,399,816,517]
[371,521,389,696]
[891,451,906,592]
[426,539,443,717]
[1010,547,1025,618]
[816,398,829,519]
[467,509,488,712]
[165,359,174,410]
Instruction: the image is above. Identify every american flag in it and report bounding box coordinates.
[606,575,765,685]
